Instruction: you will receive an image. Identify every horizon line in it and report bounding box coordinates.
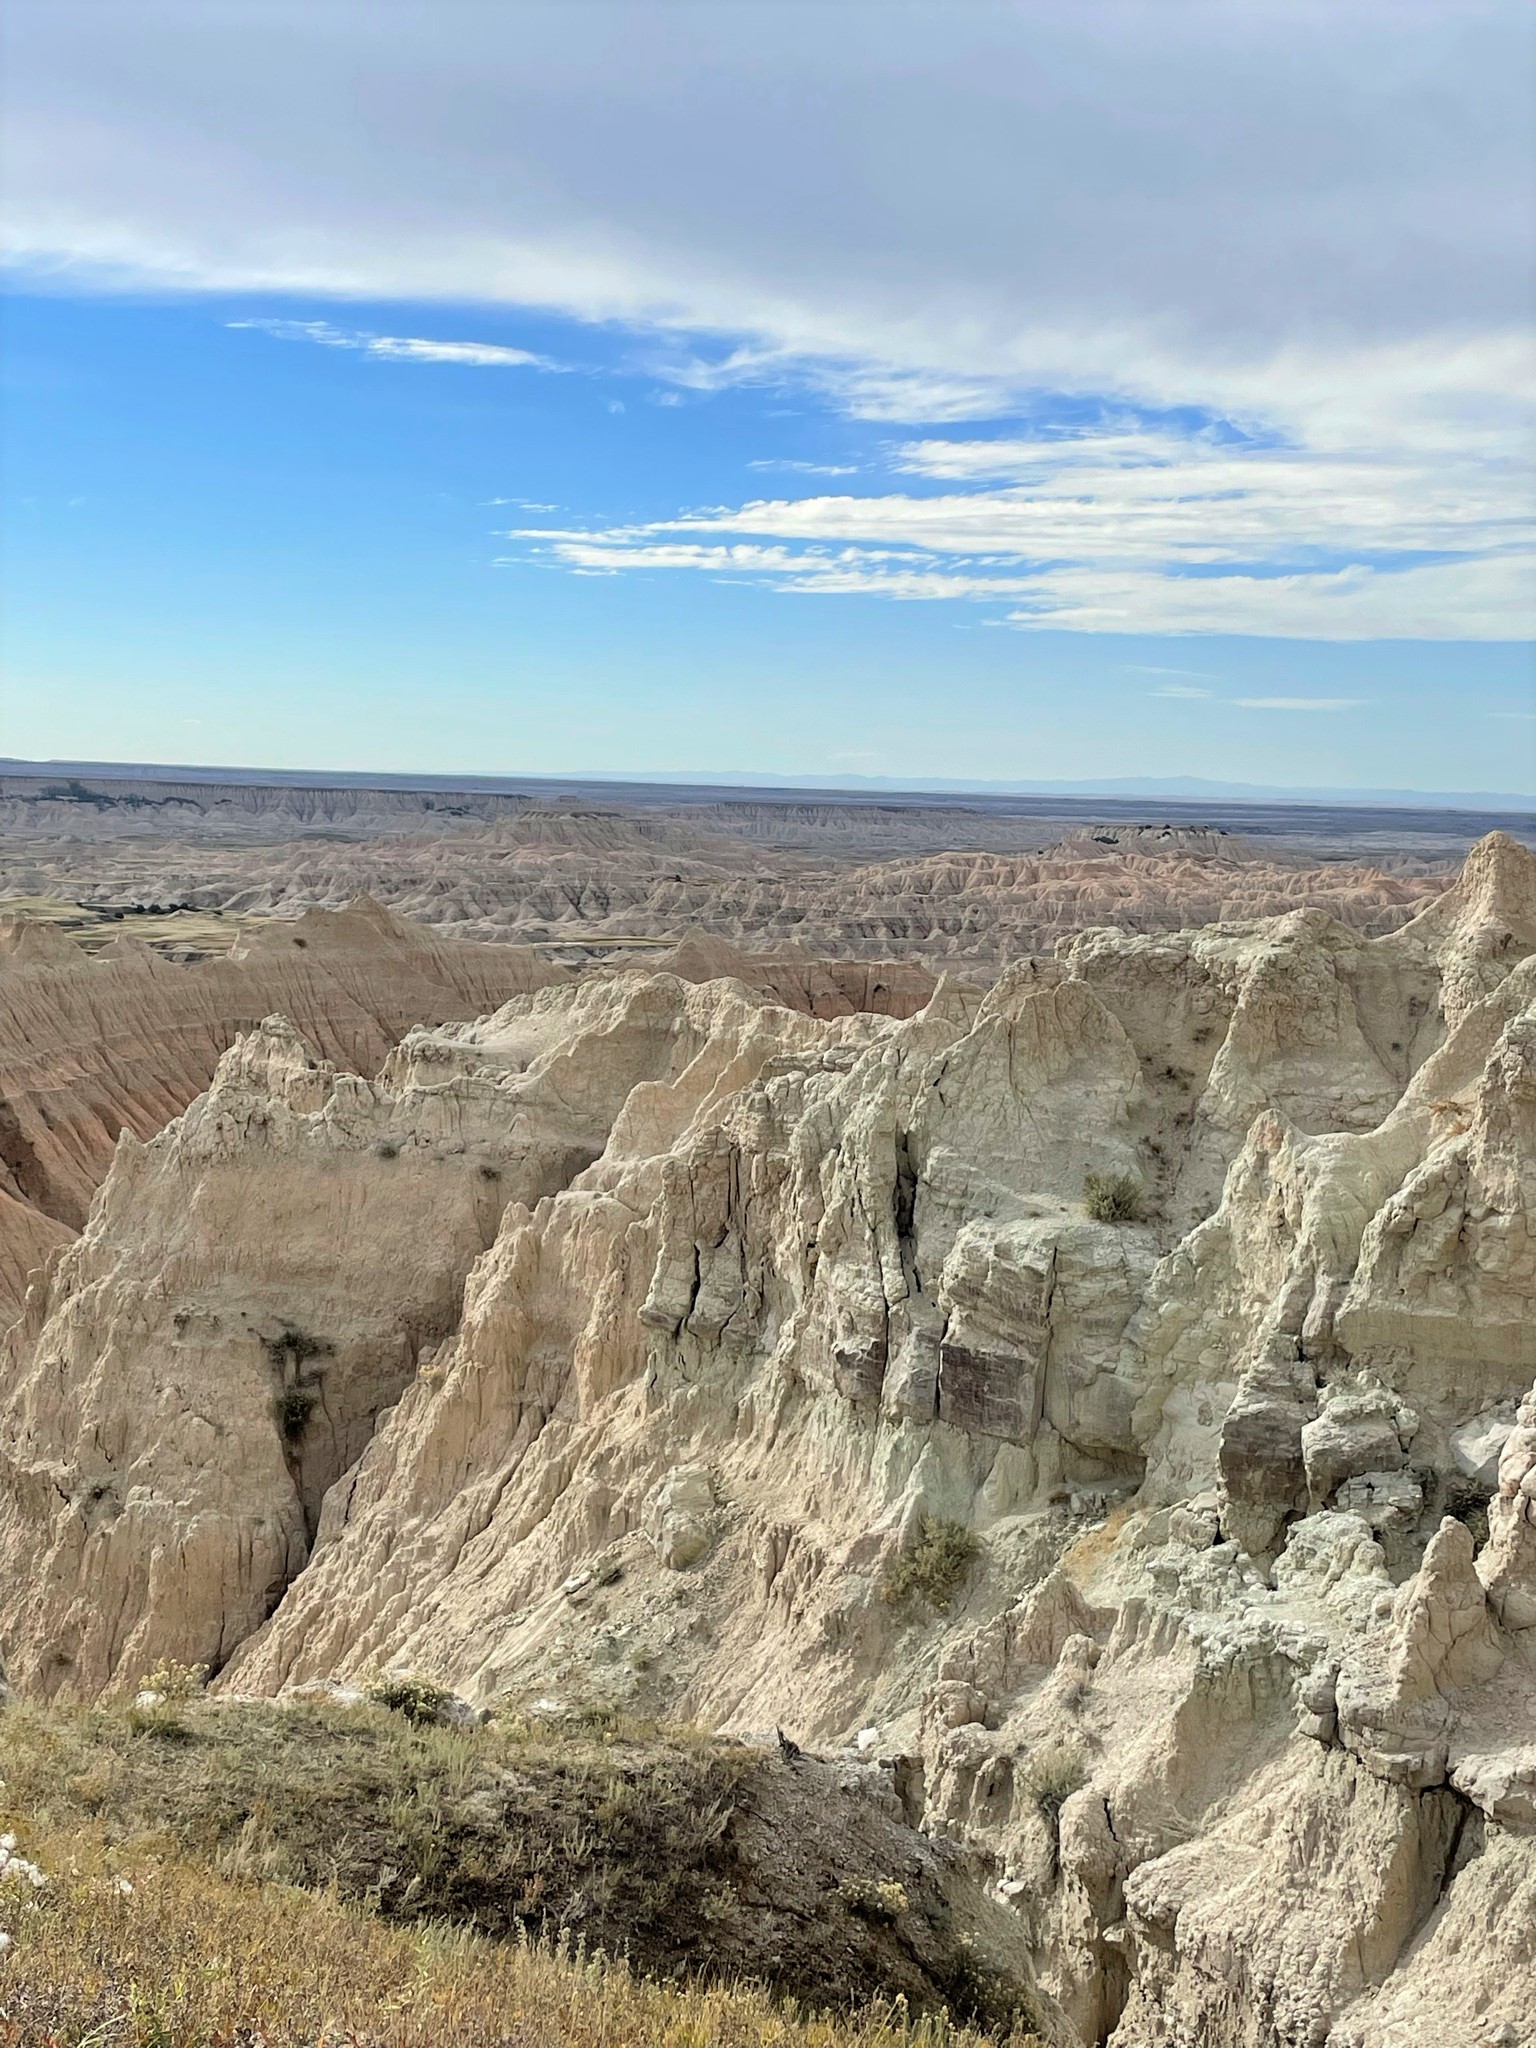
[3,756,1533,818]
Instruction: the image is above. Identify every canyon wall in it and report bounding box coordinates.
[1,833,1533,2045]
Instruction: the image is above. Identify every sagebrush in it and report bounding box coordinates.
[365,1671,451,1725]
[883,1517,981,1613]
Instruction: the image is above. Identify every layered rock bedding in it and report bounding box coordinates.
[1,832,1533,2046]
[1,776,1470,974]
[0,901,932,1325]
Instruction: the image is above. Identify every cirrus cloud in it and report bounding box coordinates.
[228,318,560,370]
[501,405,1535,638]
[1234,696,1369,711]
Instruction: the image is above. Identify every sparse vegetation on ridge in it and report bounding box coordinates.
[1020,1739,1088,1830]
[0,1696,1047,2045]
[0,1840,1037,2048]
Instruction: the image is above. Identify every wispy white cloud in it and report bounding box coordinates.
[1152,684,1214,698]
[639,349,1067,424]
[228,318,559,369]
[500,407,1536,638]
[498,533,1037,600]
[502,536,1533,637]
[1127,663,1219,678]
[1233,696,1369,710]
[748,459,858,476]
[1001,556,1531,639]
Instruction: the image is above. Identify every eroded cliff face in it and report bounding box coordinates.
[0,902,939,1328]
[0,895,569,1240]
[2,832,1534,2048]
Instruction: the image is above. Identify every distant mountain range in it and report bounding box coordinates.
[2,759,1531,815]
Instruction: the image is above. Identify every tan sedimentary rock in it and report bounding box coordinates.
[1,831,1534,2045]
[172,835,1451,960]
[0,896,567,1233]
[648,933,942,1019]
[4,783,1463,975]
[0,906,952,1331]
[0,1011,594,1697]
[1388,827,1536,1028]
[0,1188,72,1322]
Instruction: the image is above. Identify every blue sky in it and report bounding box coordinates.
[3,2,1534,794]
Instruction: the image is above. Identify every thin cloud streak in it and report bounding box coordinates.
[1234,696,1370,710]
[748,459,859,476]
[228,319,561,370]
[1127,664,1221,678]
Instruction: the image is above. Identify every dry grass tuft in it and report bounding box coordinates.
[1082,1173,1144,1225]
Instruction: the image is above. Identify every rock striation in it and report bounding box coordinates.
[0,905,941,1330]
[0,897,567,1237]
[1,831,1534,2045]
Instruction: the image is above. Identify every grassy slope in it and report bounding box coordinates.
[0,1696,1047,2048]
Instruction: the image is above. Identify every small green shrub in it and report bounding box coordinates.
[260,1325,332,1371]
[374,1139,400,1161]
[835,1876,909,1923]
[1083,1171,1145,1224]
[882,1516,981,1614]
[366,1674,451,1726]
[1020,1738,1087,1830]
[942,1931,1046,2038]
[275,1385,318,1440]
[1444,1476,1492,1550]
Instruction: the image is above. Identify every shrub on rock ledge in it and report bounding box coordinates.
[1083,1171,1145,1223]
[883,1517,981,1614]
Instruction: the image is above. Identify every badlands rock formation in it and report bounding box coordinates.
[1,831,1534,2045]
[0,897,566,1232]
[49,814,1450,968]
[4,770,1480,976]
[0,898,935,1326]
